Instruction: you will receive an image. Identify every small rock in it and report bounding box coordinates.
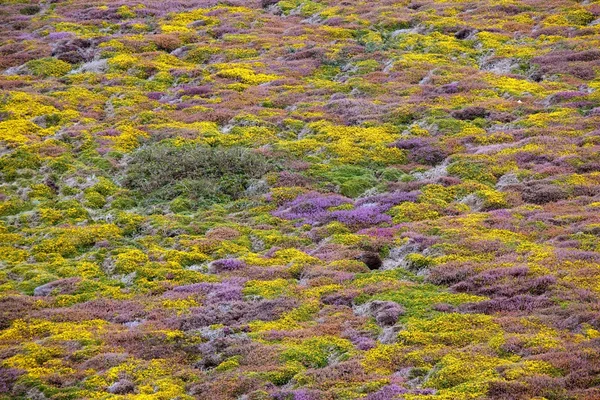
[107,379,135,395]
[33,278,80,297]
[354,300,405,327]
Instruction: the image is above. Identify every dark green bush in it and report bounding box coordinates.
[19,5,40,15]
[123,143,273,205]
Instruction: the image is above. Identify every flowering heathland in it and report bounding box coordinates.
[1,0,600,399]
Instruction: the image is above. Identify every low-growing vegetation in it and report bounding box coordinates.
[1,0,600,399]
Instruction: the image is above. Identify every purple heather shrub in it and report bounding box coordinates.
[489,209,512,219]
[524,375,567,398]
[355,190,419,210]
[306,240,360,258]
[553,304,600,331]
[272,390,317,400]
[210,258,246,273]
[322,291,359,307]
[240,265,292,281]
[391,137,428,150]
[299,360,370,387]
[211,25,244,38]
[167,279,245,302]
[179,85,212,97]
[292,390,313,400]
[546,91,587,104]
[439,81,460,94]
[260,330,290,341]
[176,101,195,110]
[0,368,23,394]
[274,190,415,228]
[274,171,313,187]
[552,239,580,249]
[342,328,376,350]
[487,380,531,400]
[520,181,569,204]
[390,137,447,165]
[431,303,455,313]
[353,335,377,351]
[263,246,282,258]
[374,303,405,326]
[427,263,476,285]
[0,295,37,329]
[556,249,600,263]
[273,192,352,225]
[39,299,147,324]
[204,281,244,302]
[573,184,600,197]
[146,91,163,100]
[47,32,73,41]
[451,267,558,298]
[400,231,439,248]
[564,101,596,109]
[462,295,553,314]
[513,152,552,166]
[451,106,489,120]
[306,270,356,283]
[80,352,129,372]
[51,38,96,63]
[100,128,120,137]
[356,226,399,238]
[176,298,299,330]
[17,33,36,41]
[323,17,344,26]
[329,205,393,229]
[325,98,387,125]
[167,283,206,294]
[476,265,529,281]
[366,384,407,400]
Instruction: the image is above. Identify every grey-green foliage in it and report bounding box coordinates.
[123,143,274,205]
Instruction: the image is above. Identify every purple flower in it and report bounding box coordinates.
[546,91,586,104]
[342,329,376,350]
[366,384,407,400]
[272,390,315,400]
[210,258,246,273]
[48,32,74,41]
[166,279,245,302]
[179,85,212,97]
[440,81,460,94]
[273,192,352,225]
[357,227,399,238]
[356,190,420,211]
[293,390,313,400]
[273,190,416,228]
[0,368,24,394]
[330,205,392,229]
[146,92,163,100]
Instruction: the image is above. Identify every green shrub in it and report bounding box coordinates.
[20,6,40,15]
[26,58,72,78]
[123,143,274,205]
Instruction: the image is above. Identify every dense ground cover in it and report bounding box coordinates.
[1,0,600,399]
